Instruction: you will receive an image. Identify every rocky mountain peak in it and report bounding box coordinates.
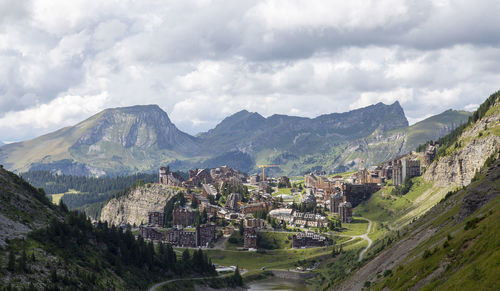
[72,104,198,151]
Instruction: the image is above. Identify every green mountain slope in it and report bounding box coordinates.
[333,90,500,290]
[369,155,500,290]
[0,166,60,247]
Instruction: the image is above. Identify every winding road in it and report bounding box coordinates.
[356,218,373,262]
[338,218,373,262]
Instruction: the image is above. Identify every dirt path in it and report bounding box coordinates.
[357,218,373,262]
[337,218,373,262]
[337,225,436,291]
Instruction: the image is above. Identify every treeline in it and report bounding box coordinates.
[26,210,216,289]
[416,90,500,157]
[21,170,157,194]
[20,171,158,215]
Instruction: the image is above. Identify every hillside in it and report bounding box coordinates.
[0,166,59,247]
[334,90,500,290]
[0,168,217,290]
[0,103,470,176]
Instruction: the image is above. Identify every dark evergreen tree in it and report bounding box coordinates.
[191,198,198,209]
[17,251,27,273]
[239,221,244,235]
[7,251,15,271]
[233,266,243,286]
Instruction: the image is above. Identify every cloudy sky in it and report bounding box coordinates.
[0,0,499,142]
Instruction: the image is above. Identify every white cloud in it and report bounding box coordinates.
[0,93,109,140]
[0,0,500,141]
[246,0,411,30]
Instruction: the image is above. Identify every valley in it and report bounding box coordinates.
[0,91,499,290]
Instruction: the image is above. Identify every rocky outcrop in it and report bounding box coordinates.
[457,157,500,221]
[99,183,176,226]
[424,107,500,188]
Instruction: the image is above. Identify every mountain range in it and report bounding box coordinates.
[0,90,498,290]
[0,102,470,176]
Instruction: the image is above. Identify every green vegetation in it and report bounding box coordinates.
[275,187,292,195]
[315,246,365,289]
[338,218,369,236]
[369,165,500,290]
[257,232,294,249]
[15,210,216,290]
[21,170,159,219]
[434,90,499,158]
[225,232,244,250]
[205,247,331,274]
[21,170,158,195]
[356,177,451,229]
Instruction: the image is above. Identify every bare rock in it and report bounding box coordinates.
[99,183,176,226]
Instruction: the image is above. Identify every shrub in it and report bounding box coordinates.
[423,249,432,259]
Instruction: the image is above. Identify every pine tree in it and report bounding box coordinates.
[182,249,191,265]
[7,251,15,271]
[51,268,58,282]
[233,266,243,286]
[17,251,27,273]
[202,208,208,224]
[239,221,244,235]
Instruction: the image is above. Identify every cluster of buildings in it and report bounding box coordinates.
[268,208,328,228]
[148,155,428,251]
[164,224,216,248]
[292,232,327,248]
[159,165,245,191]
[139,211,217,247]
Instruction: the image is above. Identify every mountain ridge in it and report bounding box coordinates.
[0,102,470,176]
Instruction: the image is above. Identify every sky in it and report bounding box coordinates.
[1,0,500,142]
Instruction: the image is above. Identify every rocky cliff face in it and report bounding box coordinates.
[99,183,176,226]
[424,103,500,187]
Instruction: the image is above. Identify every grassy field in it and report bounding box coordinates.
[355,177,453,229]
[338,218,369,236]
[204,247,332,274]
[274,187,292,195]
[50,189,82,205]
[257,231,294,249]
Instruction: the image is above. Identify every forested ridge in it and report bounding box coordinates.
[21,171,158,194]
[20,171,158,219]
